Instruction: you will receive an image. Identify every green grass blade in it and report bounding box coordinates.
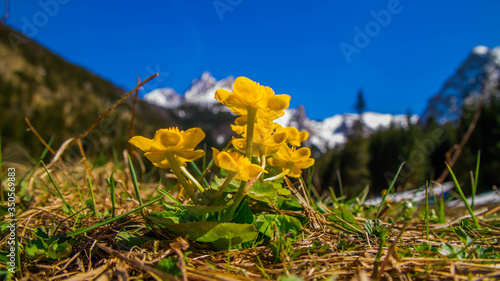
[67,194,165,237]
[106,173,116,217]
[87,178,101,218]
[425,181,429,240]
[41,161,75,215]
[472,150,480,209]
[127,153,143,206]
[376,162,405,219]
[445,162,480,229]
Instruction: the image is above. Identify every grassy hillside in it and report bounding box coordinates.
[0,23,233,164]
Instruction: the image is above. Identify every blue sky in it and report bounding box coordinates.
[5,0,500,120]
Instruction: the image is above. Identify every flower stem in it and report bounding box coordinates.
[180,166,205,193]
[209,171,236,205]
[245,108,257,160]
[263,169,290,182]
[222,181,247,222]
[166,153,199,205]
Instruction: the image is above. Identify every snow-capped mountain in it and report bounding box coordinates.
[143,72,419,153]
[143,88,183,109]
[420,46,500,125]
[275,107,418,153]
[184,71,234,106]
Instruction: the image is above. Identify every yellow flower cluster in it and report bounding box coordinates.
[128,76,315,205]
[215,76,314,179]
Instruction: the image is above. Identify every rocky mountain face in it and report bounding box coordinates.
[420,46,500,125]
[145,73,417,154]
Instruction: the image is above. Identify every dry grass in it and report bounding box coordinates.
[3,157,499,281]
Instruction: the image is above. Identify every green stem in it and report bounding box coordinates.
[222,181,247,222]
[166,153,199,205]
[87,178,101,218]
[263,169,290,182]
[180,166,205,193]
[445,162,480,229]
[245,108,257,159]
[209,171,236,204]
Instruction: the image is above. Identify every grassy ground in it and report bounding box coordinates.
[2,151,500,281]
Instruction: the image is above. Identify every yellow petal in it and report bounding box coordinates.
[232,138,247,152]
[236,164,264,181]
[256,95,290,111]
[181,128,205,149]
[295,158,315,169]
[268,157,288,169]
[211,148,221,167]
[264,131,287,147]
[129,136,153,152]
[153,129,182,150]
[295,147,311,159]
[299,131,309,142]
[176,149,205,162]
[215,89,246,109]
[217,151,241,173]
[233,76,260,104]
[144,151,170,168]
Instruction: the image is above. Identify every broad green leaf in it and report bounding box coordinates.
[232,199,254,224]
[150,210,186,224]
[247,181,291,205]
[157,221,257,250]
[185,205,230,217]
[210,176,240,192]
[256,214,302,238]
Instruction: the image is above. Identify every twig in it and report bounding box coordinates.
[67,73,158,149]
[128,76,141,155]
[25,117,56,155]
[436,72,494,183]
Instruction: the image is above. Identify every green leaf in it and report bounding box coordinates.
[256,214,302,238]
[48,241,72,260]
[157,256,182,276]
[210,176,240,192]
[438,243,461,258]
[25,238,47,259]
[116,231,151,248]
[414,242,438,257]
[156,221,258,250]
[185,205,230,217]
[329,206,362,233]
[34,227,49,239]
[247,180,290,205]
[232,199,254,224]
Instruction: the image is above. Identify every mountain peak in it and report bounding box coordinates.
[420,45,500,125]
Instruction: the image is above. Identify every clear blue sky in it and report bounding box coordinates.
[5,0,500,120]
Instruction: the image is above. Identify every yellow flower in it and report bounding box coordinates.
[215,76,290,120]
[129,127,205,168]
[284,126,309,147]
[268,145,314,178]
[212,148,265,181]
[232,121,288,156]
